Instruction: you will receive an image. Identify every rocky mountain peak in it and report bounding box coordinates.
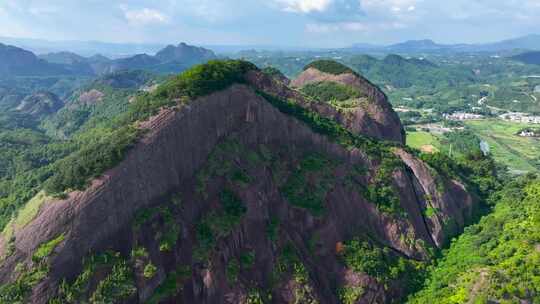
[290,60,405,144]
[154,42,216,63]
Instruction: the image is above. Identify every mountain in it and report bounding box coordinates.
[385,39,449,52]
[351,34,540,54]
[38,51,96,75]
[101,43,217,75]
[103,54,162,74]
[0,60,496,304]
[4,42,218,77]
[0,36,165,58]
[479,34,540,51]
[291,60,405,143]
[0,43,71,77]
[155,42,216,63]
[38,51,88,65]
[511,51,540,65]
[42,70,156,138]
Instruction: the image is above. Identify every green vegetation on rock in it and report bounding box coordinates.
[340,238,424,291]
[146,265,191,304]
[194,189,247,263]
[300,81,363,103]
[51,251,136,304]
[0,234,63,303]
[304,60,357,76]
[281,153,337,216]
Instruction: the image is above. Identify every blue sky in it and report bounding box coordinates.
[1,0,539,47]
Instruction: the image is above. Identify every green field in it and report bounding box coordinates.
[406,120,540,173]
[465,119,540,173]
[406,131,441,153]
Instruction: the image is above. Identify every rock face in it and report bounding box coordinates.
[15,91,63,118]
[0,70,475,304]
[291,67,405,144]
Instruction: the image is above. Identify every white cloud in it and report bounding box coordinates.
[306,19,405,34]
[122,7,169,26]
[274,0,333,13]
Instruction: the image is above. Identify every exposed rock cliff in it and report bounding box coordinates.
[291,63,405,144]
[0,64,475,304]
[15,91,63,119]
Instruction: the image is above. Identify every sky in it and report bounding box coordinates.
[1,0,540,48]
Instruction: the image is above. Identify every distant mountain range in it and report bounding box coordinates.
[0,42,217,78]
[511,51,540,65]
[351,34,540,53]
[0,43,72,77]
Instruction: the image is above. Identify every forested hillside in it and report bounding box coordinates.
[410,174,540,303]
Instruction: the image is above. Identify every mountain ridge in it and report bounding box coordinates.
[0,60,490,304]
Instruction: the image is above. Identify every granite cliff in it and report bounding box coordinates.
[0,60,478,304]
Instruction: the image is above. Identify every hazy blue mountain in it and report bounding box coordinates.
[351,34,540,54]
[39,51,96,75]
[511,51,540,65]
[155,42,216,63]
[0,36,165,58]
[0,43,71,77]
[1,42,217,77]
[479,34,540,51]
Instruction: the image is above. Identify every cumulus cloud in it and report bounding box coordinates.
[274,0,333,13]
[274,0,365,22]
[122,7,169,26]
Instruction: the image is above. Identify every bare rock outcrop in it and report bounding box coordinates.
[290,67,405,144]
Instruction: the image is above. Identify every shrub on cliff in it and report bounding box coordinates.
[124,60,258,123]
[304,60,357,76]
[300,81,363,102]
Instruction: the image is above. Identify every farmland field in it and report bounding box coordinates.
[464,119,540,173]
[406,131,441,153]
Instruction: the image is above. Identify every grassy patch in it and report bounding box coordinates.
[406,131,441,153]
[1,191,49,242]
[32,233,65,262]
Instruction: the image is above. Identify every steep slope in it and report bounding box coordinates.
[290,60,405,144]
[15,92,63,119]
[0,60,481,304]
[410,175,540,303]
